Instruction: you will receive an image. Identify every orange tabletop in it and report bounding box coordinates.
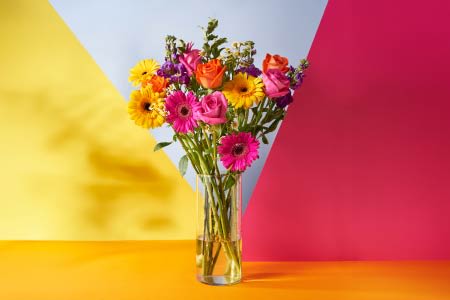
[0,241,449,300]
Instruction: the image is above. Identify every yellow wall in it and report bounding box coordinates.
[0,0,195,239]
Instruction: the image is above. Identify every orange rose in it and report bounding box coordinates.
[195,59,226,89]
[262,53,289,74]
[142,75,169,92]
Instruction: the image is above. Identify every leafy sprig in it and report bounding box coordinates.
[201,19,228,59]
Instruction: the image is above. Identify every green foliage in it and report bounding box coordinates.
[205,18,218,35]
[201,19,228,59]
[178,155,189,177]
[223,174,236,191]
[287,58,310,88]
[261,134,269,144]
[164,35,177,61]
[154,141,172,152]
[222,41,257,77]
[177,39,187,53]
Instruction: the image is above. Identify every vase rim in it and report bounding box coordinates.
[196,173,242,177]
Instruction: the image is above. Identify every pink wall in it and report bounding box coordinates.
[243,0,450,261]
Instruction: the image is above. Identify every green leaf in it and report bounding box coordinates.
[261,135,269,144]
[208,34,218,41]
[178,155,189,177]
[238,110,245,124]
[202,44,210,55]
[214,124,223,137]
[206,19,218,35]
[255,125,264,132]
[212,37,227,48]
[224,175,236,191]
[154,141,172,152]
[266,119,281,133]
[178,39,186,50]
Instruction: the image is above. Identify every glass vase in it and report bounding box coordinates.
[196,173,242,285]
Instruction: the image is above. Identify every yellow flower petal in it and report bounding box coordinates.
[129,59,160,86]
[222,73,265,109]
[128,86,166,129]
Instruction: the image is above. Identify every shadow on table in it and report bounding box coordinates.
[241,262,363,293]
[242,263,305,289]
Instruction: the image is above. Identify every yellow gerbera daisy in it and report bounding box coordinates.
[129,59,160,86]
[222,72,265,109]
[128,86,166,129]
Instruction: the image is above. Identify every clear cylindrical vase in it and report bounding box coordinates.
[196,173,242,285]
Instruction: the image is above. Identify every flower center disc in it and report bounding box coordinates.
[143,102,152,111]
[177,104,191,118]
[232,143,248,157]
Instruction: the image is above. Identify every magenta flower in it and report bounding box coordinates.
[196,91,228,125]
[179,42,202,76]
[218,132,259,172]
[262,69,290,98]
[165,91,200,133]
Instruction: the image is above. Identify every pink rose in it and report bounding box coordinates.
[179,49,202,76]
[262,69,290,98]
[196,91,228,125]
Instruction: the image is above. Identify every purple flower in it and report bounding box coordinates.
[157,61,176,78]
[175,63,187,74]
[170,73,190,85]
[179,74,190,84]
[288,60,309,90]
[157,62,190,84]
[274,92,293,108]
[236,64,262,77]
[289,65,296,73]
[292,72,305,89]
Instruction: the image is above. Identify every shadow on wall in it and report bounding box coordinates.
[0,88,184,239]
[0,0,195,240]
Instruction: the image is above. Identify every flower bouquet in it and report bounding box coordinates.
[128,19,308,285]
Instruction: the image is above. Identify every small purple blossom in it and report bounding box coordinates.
[157,61,176,78]
[175,63,187,74]
[288,60,309,90]
[292,71,305,89]
[236,64,262,77]
[157,61,190,84]
[289,65,296,73]
[170,74,190,85]
[275,92,293,108]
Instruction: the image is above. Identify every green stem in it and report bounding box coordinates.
[199,173,241,273]
[208,243,222,275]
[180,129,241,276]
[177,134,201,174]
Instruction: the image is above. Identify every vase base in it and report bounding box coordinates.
[196,275,241,286]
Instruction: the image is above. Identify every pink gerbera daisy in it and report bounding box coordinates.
[165,91,200,133]
[218,132,260,172]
